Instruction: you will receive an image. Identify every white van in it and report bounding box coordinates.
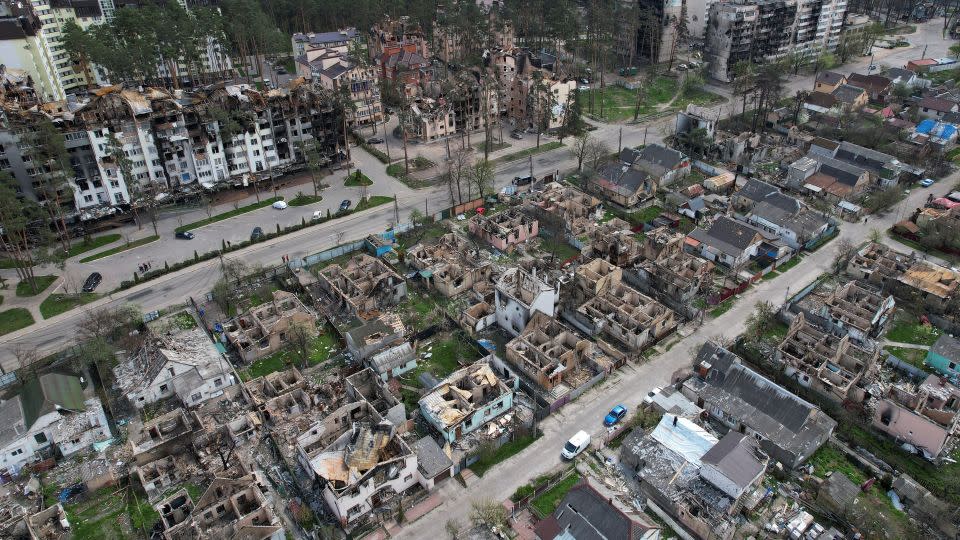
[561,430,591,460]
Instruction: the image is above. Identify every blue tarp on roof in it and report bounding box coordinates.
[941,124,957,139]
[916,118,936,134]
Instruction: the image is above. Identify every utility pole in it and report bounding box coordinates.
[529,155,533,179]
[618,127,623,152]
[643,125,648,145]
[394,195,400,225]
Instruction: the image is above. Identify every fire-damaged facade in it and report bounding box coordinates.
[224,290,319,363]
[468,209,539,253]
[419,363,515,444]
[407,233,495,297]
[317,254,408,319]
[635,227,715,303]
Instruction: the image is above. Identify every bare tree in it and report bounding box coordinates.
[584,139,611,172]
[446,149,471,205]
[468,159,495,200]
[287,321,314,369]
[832,238,858,275]
[570,132,591,172]
[469,498,507,530]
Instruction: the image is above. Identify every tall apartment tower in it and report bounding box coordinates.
[616,0,686,66]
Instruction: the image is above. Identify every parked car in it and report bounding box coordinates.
[920,178,935,187]
[82,272,102,293]
[272,200,288,210]
[366,137,384,144]
[677,63,688,71]
[561,430,591,460]
[311,210,322,221]
[339,199,352,211]
[175,231,195,240]
[250,227,264,241]
[642,386,663,406]
[276,66,287,74]
[604,405,628,426]
[510,131,523,140]
[578,85,590,92]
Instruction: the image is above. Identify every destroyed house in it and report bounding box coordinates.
[468,209,538,252]
[576,281,677,358]
[129,408,198,465]
[897,259,960,311]
[873,374,960,459]
[505,312,611,394]
[635,247,714,302]
[26,504,71,540]
[495,266,559,337]
[345,368,405,425]
[345,313,406,361]
[420,363,514,444]
[224,290,319,363]
[582,218,644,267]
[156,473,282,540]
[317,254,407,318]
[296,401,419,525]
[135,454,194,502]
[535,480,660,540]
[776,313,880,403]
[683,343,836,467]
[115,325,234,409]
[244,368,307,407]
[528,182,602,225]
[793,280,895,342]
[407,233,494,297]
[846,242,910,285]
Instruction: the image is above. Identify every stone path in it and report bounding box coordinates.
[883,340,932,350]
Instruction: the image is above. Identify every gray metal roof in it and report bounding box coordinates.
[412,436,453,478]
[552,483,653,540]
[931,334,960,362]
[369,343,414,374]
[737,179,779,204]
[701,431,766,489]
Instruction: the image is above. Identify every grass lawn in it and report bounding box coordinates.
[344,171,373,186]
[288,194,322,206]
[65,486,150,540]
[355,195,393,211]
[0,308,34,335]
[673,86,725,111]
[809,444,866,484]
[886,316,942,345]
[542,240,581,262]
[885,346,929,370]
[776,254,803,273]
[424,334,473,378]
[474,140,511,153]
[175,197,282,233]
[39,293,99,319]
[582,77,679,121]
[709,296,737,317]
[16,275,57,297]
[239,329,340,381]
[470,433,539,477]
[490,141,563,165]
[79,235,159,263]
[401,291,447,328]
[67,234,122,258]
[634,205,663,223]
[531,472,580,516]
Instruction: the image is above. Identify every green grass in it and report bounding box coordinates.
[634,205,663,223]
[344,171,373,186]
[288,194,322,207]
[776,254,802,273]
[809,444,866,484]
[424,335,470,378]
[673,86,726,111]
[470,433,539,477]
[79,235,160,263]
[474,140,511,153]
[0,308,34,335]
[490,141,563,165]
[67,234,122,258]
[542,241,581,262]
[175,197,282,233]
[761,321,790,342]
[886,316,942,345]
[355,195,393,211]
[709,297,737,317]
[531,472,580,516]
[582,77,679,121]
[885,346,929,370]
[239,329,339,381]
[16,275,57,297]
[39,293,99,319]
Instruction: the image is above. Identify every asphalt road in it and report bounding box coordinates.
[0,22,952,372]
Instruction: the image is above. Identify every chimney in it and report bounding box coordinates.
[672,415,678,427]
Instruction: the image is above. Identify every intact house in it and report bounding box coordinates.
[846,73,892,103]
[0,373,109,474]
[534,480,660,540]
[872,374,960,460]
[366,342,417,381]
[504,312,613,395]
[918,96,959,120]
[808,137,924,187]
[407,232,494,298]
[572,259,678,360]
[468,209,538,253]
[153,472,283,540]
[224,290,319,363]
[682,342,837,467]
[925,335,960,384]
[296,401,420,526]
[686,216,783,271]
[419,363,514,444]
[114,326,234,409]
[317,254,407,319]
[787,154,871,202]
[814,71,846,93]
[495,266,559,337]
[588,145,689,208]
[734,180,832,249]
[775,313,881,403]
[789,279,895,343]
[831,84,869,111]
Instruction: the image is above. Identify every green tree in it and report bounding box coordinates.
[745,301,776,342]
[469,159,495,199]
[26,116,74,253]
[0,173,46,292]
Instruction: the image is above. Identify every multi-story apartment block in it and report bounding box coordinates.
[0,1,64,101]
[706,0,846,81]
[296,47,383,129]
[616,0,686,65]
[292,27,361,58]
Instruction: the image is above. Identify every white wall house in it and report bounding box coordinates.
[495,267,559,337]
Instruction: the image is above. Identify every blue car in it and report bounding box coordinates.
[920,178,935,187]
[604,405,627,426]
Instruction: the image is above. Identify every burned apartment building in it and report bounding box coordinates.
[317,254,407,319]
[683,342,836,467]
[615,0,685,65]
[776,313,880,403]
[788,279,895,343]
[153,473,283,540]
[468,209,539,253]
[407,232,495,297]
[419,363,515,445]
[571,259,678,360]
[505,312,613,397]
[872,374,960,460]
[296,401,419,526]
[495,266,559,337]
[635,226,715,303]
[224,290,319,363]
